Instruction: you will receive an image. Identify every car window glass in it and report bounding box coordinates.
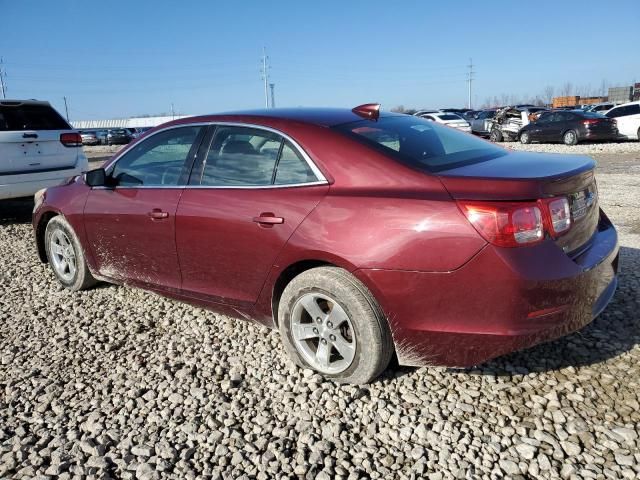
[337,116,505,172]
[628,104,640,115]
[200,126,281,186]
[110,126,201,187]
[536,113,552,123]
[0,104,70,131]
[607,106,628,118]
[274,141,317,185]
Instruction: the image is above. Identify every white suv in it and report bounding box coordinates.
[605,101,640,140]
[0,99,88,200]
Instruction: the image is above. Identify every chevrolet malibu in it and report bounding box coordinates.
[32,104,619,384]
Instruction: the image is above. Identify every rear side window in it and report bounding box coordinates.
[274,141,316,185]
[196,126,318,187]
[334,116,506,172]
[0,104,71,131]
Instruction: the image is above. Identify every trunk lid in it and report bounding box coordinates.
[438,151,600,254]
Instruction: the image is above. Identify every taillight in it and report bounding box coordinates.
[582,119,601,126]
[542,197,571,236]
[60,132,82,147]
[457,201,544,247]
[458,196,573,247]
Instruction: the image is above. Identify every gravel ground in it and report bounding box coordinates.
[504,140,640,155]
[1,154,639,479]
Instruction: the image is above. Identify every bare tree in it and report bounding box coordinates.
[560,82,574,97]
[599,79,608,97]
[542,85,554,106]
[390,105,406,113]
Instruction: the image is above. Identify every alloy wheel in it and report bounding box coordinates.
[50,229,77,282]
[290,292,357,374]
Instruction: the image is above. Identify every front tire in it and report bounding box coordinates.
[45,216,97,291]
[277,267,393,384]
[563,130,578,146]
[490,129,503,142]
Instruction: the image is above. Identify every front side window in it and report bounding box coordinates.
[334,115,506,172]
[110,126,201,186]
[196,126,318,187]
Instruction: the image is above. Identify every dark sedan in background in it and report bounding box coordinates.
[106,128,133,145]
[519,110,618,145]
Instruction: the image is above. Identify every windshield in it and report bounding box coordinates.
[334,115,507,172]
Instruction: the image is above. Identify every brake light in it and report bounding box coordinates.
[458,196,573,247]
[582,119,601,126]
[458,201,544,247]
[542,197,571,235]
[60,132,82,147]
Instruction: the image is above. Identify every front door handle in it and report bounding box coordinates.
[148,208,169,220]
[253,212,284,226]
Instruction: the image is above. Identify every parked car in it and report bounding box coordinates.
[79,130,100,146]
[32,104,619,384]
[413,109,439,117]
[488,106,547,142]
[418,112,471,132]
[95,130,109,145]
[106,128,132,145]
[0,99,88,200]
[605,101,640,140]
[583,103,615,114]
[470,109,497,136]
[519,110,618,145]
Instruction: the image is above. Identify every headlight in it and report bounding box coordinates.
[34,188,47,211]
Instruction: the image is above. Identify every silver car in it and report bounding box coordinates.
[470,110,497,137]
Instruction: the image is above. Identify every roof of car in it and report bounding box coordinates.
[208,107,404,127]
[0,99,50,106]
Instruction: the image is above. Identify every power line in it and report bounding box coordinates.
[260,47,270,109]
[467,58,475,109]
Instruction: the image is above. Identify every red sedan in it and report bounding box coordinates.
[32,104,619,384]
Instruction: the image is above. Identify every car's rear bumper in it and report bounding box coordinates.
[355,210,619,367]
[0,164,86,200]
[581,129,619,141]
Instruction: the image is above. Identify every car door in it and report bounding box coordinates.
[175,124,329,308]
[83,125,205,290]
[528,112,553,141]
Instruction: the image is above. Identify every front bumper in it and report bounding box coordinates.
[355,211,619,367]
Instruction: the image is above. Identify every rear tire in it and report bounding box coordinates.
[563,130,578,146]
[637,127,640,141]
[520,131,531,144]
[44,216,97,291]
[490,129,503,142]
[277,266,393,384]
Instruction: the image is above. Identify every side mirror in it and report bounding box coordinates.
[85,168,106,187]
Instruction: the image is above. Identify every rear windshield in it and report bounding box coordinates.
[0,104,70,131]
[438,114,462,120]
[334,115,506,172]
[581,111,607,118]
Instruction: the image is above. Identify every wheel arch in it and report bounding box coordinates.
[35,210,61,263]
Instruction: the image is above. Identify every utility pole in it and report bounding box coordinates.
[467,58,474,109]
[0,58,7,99]
[171,103,175,119]
[269,83,276,109]
[260,47,270,108]
[63,96,70,122]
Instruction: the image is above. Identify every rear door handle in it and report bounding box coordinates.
[253,213,284,226]
[148,209,169,220]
